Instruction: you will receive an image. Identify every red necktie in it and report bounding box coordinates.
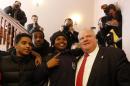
[76,53,88,86]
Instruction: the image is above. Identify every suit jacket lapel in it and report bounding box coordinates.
[87,47,105,86]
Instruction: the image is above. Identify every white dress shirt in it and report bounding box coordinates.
[75,45,99,86]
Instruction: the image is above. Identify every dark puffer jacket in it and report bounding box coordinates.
[0,51,39,86]
[46,49,76,86]
[32,39,50,59]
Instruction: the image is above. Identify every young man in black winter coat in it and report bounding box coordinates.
[0,33,58,86]
[32,29,49,58]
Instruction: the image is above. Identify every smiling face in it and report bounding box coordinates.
[54,36,67,51]
[15,37,32,57]
[78,29,97,53]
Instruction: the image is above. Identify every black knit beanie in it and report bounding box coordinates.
[50,31,68,46]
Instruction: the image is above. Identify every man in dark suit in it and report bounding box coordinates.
[27,15,43,34]
[75,28,130,86]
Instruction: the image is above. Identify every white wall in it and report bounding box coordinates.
[94,0,130,60]
[118,0,130,61]
[0,0,95,41]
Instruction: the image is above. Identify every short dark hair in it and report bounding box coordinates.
[101,4,108,9]
[108,4,116,11]
[64,18,73,22]
[32,15,38,18]
[15,33,32,44]
[14,1,21,6]
[31,29,44,38]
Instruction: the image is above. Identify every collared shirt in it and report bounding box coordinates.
[75,45,99,86]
